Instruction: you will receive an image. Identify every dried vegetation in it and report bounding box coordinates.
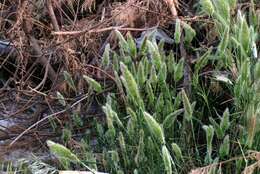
[0,0,260,174]
[0,0,180,161]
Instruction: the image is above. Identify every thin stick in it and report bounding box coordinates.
[48,2,134,47]
[52,25,159,36]
[31,54,52,91]
[85,64,116,82]
[47,0,60,31]
[9,94,89,146]
[29,36,57,82]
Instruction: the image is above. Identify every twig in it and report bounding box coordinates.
[84,64,116,82]
[23,14,57,83]
[9,94,89,146]
[29,36,57,82]
[28,87,48,96]
[48,2,134,48]
[31,54,52,91]
[130,4,211,23]
[52,25,159,36]
[47,0,60,31]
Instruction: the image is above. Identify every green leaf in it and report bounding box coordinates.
[174,58,184,82]
[120,62,144,108]
[155,93,164,114]
[214,0,230,24]
[254,62,260,81]
[113,110,124,128]
[127,107,137,121]
[239,15,250,52]
[183,22,196,43]
[220,108,230,134]
[115,30,128,52]
[144,111,165,145]
[146,81,155,106]
[140,37,148,55]
[119,132,128,167]
[171,143,183,161]
[158,62,167,84]
[137,62,146,86]
[143,57,151,78]
[162,145,173,174]
[102,104,116,139]
[72,112,83,127]
[218,27,230,53]
[101,44,110,68]
[200,0,214,15]
[62,128,72,143]
[127,33,137,58]
[147,40,162,70]
[112,52,120,71]
[214,74,233,85]
[158,40,165,53]
[163,109,184,129]
[167,51,176,74]
[203,125,214,163]
[83,75,102,93]
[114,70,125,96]
[209,117,222,139]
[181,89,193,121]
[47,140,79,162]
[228,0,237,10]
[135,130,145,167]
[103,103,123,129]
[219,135,230,158]
[56,91,66,106]
[149,65,158,84]
[63,71,76,91]
[174,18,181,44]
[194,48,211,72]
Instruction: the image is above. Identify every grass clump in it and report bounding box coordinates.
[18,0,260,173]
